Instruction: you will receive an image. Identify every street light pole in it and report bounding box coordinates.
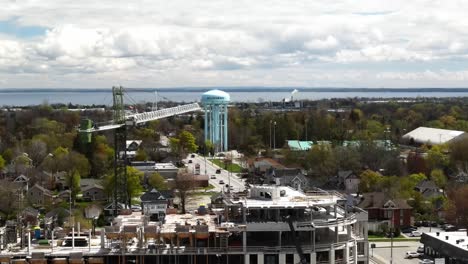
[390,208,394,264]
[269,120,272,149]
[273,121,277,149]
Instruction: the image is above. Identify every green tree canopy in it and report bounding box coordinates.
[430,169,447,190]
[148,172,168,190]
[170,130,198,158]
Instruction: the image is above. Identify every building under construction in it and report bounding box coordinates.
[0,185,368,264]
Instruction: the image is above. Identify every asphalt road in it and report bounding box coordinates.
[184,154,246,193]
[371,241,434,264]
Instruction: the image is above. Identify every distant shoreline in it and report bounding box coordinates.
[0,87,468,93]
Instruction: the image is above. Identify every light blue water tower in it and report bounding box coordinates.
[201,90,230,153]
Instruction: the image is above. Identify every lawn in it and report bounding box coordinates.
[210,159,243,173]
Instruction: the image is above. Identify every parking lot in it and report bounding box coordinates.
[371,241,432,264]
[371,225,445,264]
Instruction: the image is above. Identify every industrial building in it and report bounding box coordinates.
[402,127,467,146]
[0,185,369,264]
[420,231,468,263]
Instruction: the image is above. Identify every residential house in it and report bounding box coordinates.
[82,184,107,201]
[28,184,53,206]
[358,192,412,231]
[125,140,142,159]
[140,189,168,221]
[56,190,71,203]
[322,171,361,194]
[265,168,310,191]
[414,180,443,199]
[248,158,285,176]
[12,174,29,191]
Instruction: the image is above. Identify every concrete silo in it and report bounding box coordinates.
[201,90,230,153]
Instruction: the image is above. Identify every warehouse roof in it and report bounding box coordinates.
[402,127,465,145]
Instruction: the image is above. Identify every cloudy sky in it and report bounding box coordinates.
[1,0,468,88]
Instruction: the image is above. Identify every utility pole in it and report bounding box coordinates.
[269,120,272,149]
[273,121,277,149]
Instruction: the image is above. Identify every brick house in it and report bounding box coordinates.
[358,192,412,231]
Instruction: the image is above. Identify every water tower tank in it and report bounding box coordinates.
[201,90,230,105]
[201,90,230,153]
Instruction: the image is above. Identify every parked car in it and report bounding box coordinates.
[215,169,221,174]
[417,245,424,253]
[419,259,434,264]
[131,205,142,212]
[219,180,224,184]
[191,154,195,158]
[401,226,418,233]
[210,175,216,179]
[188,159,193,163]
[443,224,458,231]
[411,231,422,237]
[405,251,422,259]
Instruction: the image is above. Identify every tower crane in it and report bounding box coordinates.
[79,86,201,212]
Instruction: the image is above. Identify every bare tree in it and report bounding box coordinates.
[175,170,196,214]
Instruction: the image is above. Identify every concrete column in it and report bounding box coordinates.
[27,230,31,255]
[101,230,105,249]
[278,231,282,247]
[243,232,247,252]
[279,254,286,264]
[244,254,250,264]
[72,227,75,249]
[258,253,264,264]
[363,241,369,260]
[310,252,316,264]
[293,254,300,264]
[344,243,349,263]
[335,227,339,242]
[363,223,368,239]
[329,245,335,264]
[352,241,358,264]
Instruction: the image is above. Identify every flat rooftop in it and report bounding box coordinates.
[424,231,468,251]
[228,185,343,208]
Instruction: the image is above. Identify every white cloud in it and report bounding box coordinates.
[1,0,468,88]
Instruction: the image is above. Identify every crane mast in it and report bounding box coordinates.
[79,86,201,214]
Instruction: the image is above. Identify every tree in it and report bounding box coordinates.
[426,145,449,171]
[170,130,198,159]
[0,180,18,219]
[0,155,5,172]
[135,148,148,161]
[358,170,383,193]
[445,185,468,228]
[305,145,337,177]
[148,172,168,190]
[102,166,143,204]
[126,166,144,202]
[407,152,427,174]
[175,171,195,214]
[66,170,81,205]
[430,169,447,190]
[90,135,114,178]
[450,138,468,172]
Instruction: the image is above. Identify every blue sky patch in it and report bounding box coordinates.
[0,18,47,38]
